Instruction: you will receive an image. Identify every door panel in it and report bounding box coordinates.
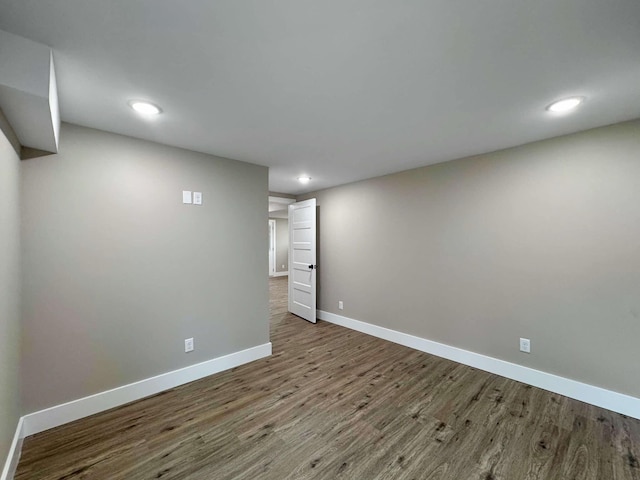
[288,199,316,323]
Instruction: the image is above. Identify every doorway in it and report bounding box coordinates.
[268,195,294,339]
[268,195,294,278]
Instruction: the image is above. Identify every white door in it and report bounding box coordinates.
[288,199,317,323]
[268,219,276,276]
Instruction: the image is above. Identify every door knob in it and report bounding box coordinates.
[308,264,317,269]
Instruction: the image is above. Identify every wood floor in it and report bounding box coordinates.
[16,277,640,479]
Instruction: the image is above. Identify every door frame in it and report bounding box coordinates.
[268,219,276,276]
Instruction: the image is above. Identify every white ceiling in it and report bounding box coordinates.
[1,1,639,194]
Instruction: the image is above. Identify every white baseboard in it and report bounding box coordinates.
[270,271,288,277]
[22,342,272,437]
[317,310,640,420]
[1,417,23,480]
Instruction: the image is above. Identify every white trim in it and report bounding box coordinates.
[270,271,288,277]
[268,219,277,276]
[317,310,640,420]
[1,417,23,480]
[22,343,272,437]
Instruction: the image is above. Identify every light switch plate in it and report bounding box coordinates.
[182,191,193,204]
[193,192,203,205]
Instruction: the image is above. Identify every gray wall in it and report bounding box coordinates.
[21,123,269,413]
[0,116,21,465]
[300,120,640,398]
[271,218,289,273]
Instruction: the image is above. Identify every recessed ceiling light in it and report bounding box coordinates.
[128,100,162,115]
[297,176,311,184]
[546,97,584,113]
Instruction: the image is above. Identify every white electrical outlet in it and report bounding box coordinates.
[185,337,194,353]
[282,264,285,269]
[519,338,531,353]
[193,192,203,205]
[338,301,344,310]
